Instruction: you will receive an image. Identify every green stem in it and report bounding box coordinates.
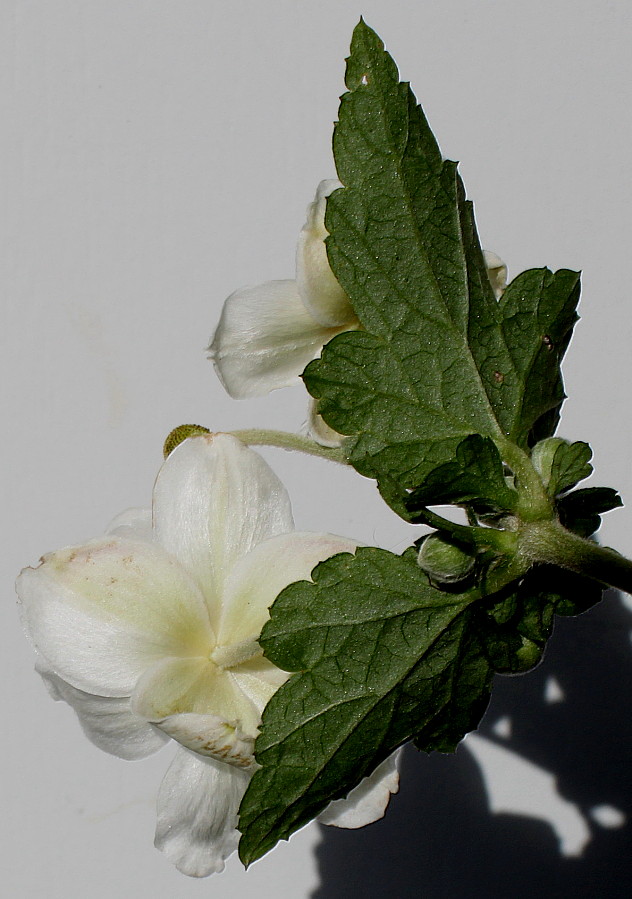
[519,519,632,595]
[415,507,517,555]
[497,437,553,522]
[413,507,479,542]
[229,429,348,465]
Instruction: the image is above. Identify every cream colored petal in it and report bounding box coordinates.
[132,656,262,740]
[17,537,213,698]
[209,279,340,398]
[155,746,250,877]
[218,531,357,647]
[318,748,401,828]
[105,507,153,542]
[296,180,357,328]
[230,656,290,714]
[484,250,508,299]
[150,712,255,769]
[305,398,345,448]
[152,434,295,632]
[37,664,168,760]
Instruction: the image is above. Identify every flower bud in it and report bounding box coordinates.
[417,534,476,585]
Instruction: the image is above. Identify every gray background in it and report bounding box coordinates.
[2,1,631,896]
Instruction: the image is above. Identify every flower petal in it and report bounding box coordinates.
[218,531,357,647]
[155,746,250,877]
[106,507,153,542]
[152,434,295,631]
[296,180,357,328]
[318,749,401,828]
[209,279,340,398]
[484,250,508,299]
[305,398,345,448]
[149,711,255,769]
[17,536,213,697]
[133,656,261,746]
[230,656,289,715]
[37,664,168,760]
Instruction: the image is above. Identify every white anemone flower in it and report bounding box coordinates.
[16,434,400,877]
[209,180,359,400]
[209,182,508,450]
[209,181,508,402]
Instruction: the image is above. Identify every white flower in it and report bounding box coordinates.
[209,180,359,400]
[209,182,508,450]
[209,181,508,403]
[17,434,399,876]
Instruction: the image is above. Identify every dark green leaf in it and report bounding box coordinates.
[557,486,622,537]
[413,623,492,752]
[238,541,604,862]
[531,438,592,496]
[479,562,604,674]
[238,547,486,865]
[302,20,580,507]
[498,270,579,446]
[549,441,592,495]
[405,435,517,514]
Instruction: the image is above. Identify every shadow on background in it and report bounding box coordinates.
[313,590,632,899]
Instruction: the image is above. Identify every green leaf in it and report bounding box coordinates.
[531,438,593,496]
[405,434,517,514]
[480,561,604,674]
[412,623,492,753]
[302,20,580,505]
[238,539,604,863]
[238,547,489,865]
[549,441,592,494]
[498,271,579,445]
[557,486,622,537]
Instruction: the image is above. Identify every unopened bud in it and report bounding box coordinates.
[417,534,476,585]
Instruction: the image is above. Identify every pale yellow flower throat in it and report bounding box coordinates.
[210,638,263,671]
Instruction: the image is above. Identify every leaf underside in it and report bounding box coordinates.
[302,20,580,506]
[238,537,605,864]
[238,548,488,864]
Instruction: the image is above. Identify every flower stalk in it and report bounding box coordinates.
[229,429,348,464]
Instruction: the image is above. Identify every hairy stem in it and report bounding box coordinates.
[519,519,632,595]
[229,429,348,464]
